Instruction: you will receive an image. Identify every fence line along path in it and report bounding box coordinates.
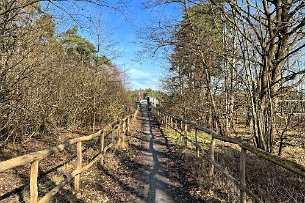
[0,110,138,203]
[152,107,305,203]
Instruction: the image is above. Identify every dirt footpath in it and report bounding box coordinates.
[97,105,204,202]
[125,105,203,202]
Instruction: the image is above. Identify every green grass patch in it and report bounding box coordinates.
[51,174,65,184]
[161,127,216,150]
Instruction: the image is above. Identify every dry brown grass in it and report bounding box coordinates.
[0,114,142,203]
[163,128,305,203]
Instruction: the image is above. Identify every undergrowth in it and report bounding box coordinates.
[162,127,305,203]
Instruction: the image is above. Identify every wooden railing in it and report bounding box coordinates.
[0,108,139,203]
[152,108,305,203]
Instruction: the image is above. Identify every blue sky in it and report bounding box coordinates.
[42,0,182,90]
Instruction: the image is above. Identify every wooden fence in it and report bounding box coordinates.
[152,108,305,203]
[0,109,138,203]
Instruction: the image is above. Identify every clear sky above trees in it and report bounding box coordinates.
[41,0,182,90]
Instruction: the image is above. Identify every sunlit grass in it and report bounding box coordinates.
[161,127,215,150]
[51,174,65,184]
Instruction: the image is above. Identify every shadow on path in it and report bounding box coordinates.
[139,104,203,203]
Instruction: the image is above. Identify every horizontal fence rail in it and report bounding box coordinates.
[0,108,139,203]
[152,107,305,203]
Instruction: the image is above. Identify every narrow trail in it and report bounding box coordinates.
[141,105,175,203]
[89,104,204,202]
[132,104,203,203]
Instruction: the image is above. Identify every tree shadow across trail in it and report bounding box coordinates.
[92,105,204,202]
[140,105,204,203]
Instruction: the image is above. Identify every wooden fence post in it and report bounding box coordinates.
[167,116,170,128]
[127,117,130,135]
[170,116,173,128]
[168,116,170,127]
[195,128,199,158]
[117,121,121,145]
[100,131,105,164]
[133,108,137,121]
[75,142,82,192]
[111,127,115,143]
[209,137,216,176]
[30,160,39,203]
[122,119,126,144]
[240,147,247,203]
[179,121,183,144]
[184,123,188,147]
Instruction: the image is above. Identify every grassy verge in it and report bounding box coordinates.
[161,126,305,203]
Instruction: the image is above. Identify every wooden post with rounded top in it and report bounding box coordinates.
[209,137,216,176]
[240,147,247,203]
[30,160,39,203]
[75,141,82,192]
[100,131,105,164]
[195,128,199,158]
